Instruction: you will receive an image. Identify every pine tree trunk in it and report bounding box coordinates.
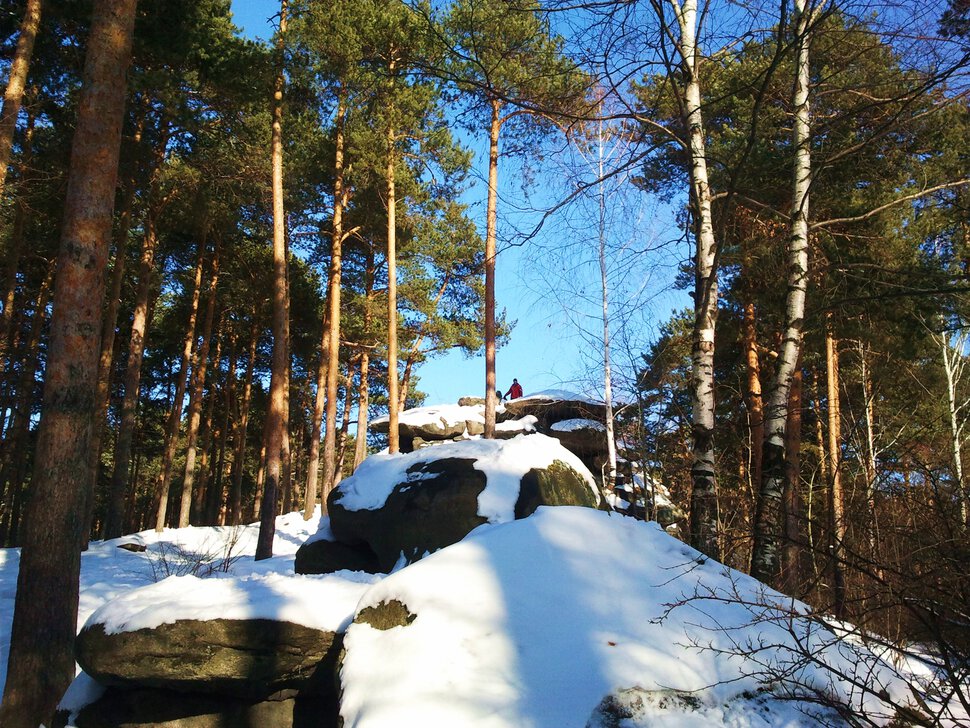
[0,0,136,722]
[104,212,160,538]
[674,0,721,562]
[194,318,223,522]
[85,155,142,547]
[0,114,35,385]
[229,318,258,525]
[751,0,812,584]
[177,243,220,528]
[321,90,346,502]
[386,107,400,454]
[354,250,375,470]
[0,265,53,542]
[858,341,881,559]
[153,241,205,530]
[484,99,501,439]
[255,0,289,560]
[0,0,41,201]
[825,318,846,618]
[304,298,329,517]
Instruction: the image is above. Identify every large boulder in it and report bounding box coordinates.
[326,434,600,572]
[503,390,608,429]
[294,538,381,575]
[370,403,486,451]
[58,686,336,728]
[75,618,341,698]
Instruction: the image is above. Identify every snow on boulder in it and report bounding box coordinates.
[503,389,608,428]
[339,507,927,728]
[370,403,487,449]
[75,571,379,698]
[326,434,601,572]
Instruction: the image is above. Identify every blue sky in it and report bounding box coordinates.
[228,0,686,405]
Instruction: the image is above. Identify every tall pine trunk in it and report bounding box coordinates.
[104,207,161,538]
[177,243,220,528]
[321,91,347,502]
[229,318,258,525]
[483,99,500,439]
[386,90,400,454]
[255,0,289,560]
[825,317,846,617]
[751,0,813,584]
[0,1,136,723]
[354,250,375,470]
[153,241,205,530]
[0,0,41,200]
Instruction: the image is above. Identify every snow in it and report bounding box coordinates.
[0,433,965,726]
[371,402,485,429]
[495,414,538,433]
[340,507,962,728]
[332,433,599,520]
[550,417,606,432]
[512,388,603,404]
[0,508,356,698]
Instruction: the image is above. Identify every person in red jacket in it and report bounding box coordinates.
[505,378,523,400]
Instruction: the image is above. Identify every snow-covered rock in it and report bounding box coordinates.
[326,434,600,571]
[339,507,927,728]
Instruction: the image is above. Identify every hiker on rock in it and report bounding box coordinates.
[505,378,523,400]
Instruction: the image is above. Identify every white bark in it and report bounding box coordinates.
[751,0,814,583]
[940,327,970,527]
[671,0,721,560]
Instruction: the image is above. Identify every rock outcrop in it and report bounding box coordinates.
[298,435,600,574]
[75,618,340,698]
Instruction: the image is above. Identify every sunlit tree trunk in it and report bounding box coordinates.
[595,118,618,487]
[0,1,137,722]
[940,328,970,527]
[673,0,721,561]
[255,0,289,559]
[104,186,165,538]
[0,0,41,201]
[177,243,220,528]
[229,318,258,525]
[354,250,375,470]
[752,0,813,584]
[153,240,205,531]
[825,318,846,618]
[483,98,501,439]
[386,94,400,454]
[321,90,347,500]
[782,363,804,594]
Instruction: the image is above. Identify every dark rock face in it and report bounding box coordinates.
[294,538,381,575]
[503,397,607,429]
[60,687,336,728]
[515,461,600,518]
[328,457,489,572]
[75,618,341,699]
[327,453,599,572]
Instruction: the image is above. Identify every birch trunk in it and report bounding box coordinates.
[596,118,617,486]
[941,329,970,527]
[0,0,136,722]
[751,0,813,584]
[255,0,289,559]
[673,0,721,560]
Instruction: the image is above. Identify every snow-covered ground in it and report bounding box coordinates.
[0,480,965,726]
[0,509,329,699]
